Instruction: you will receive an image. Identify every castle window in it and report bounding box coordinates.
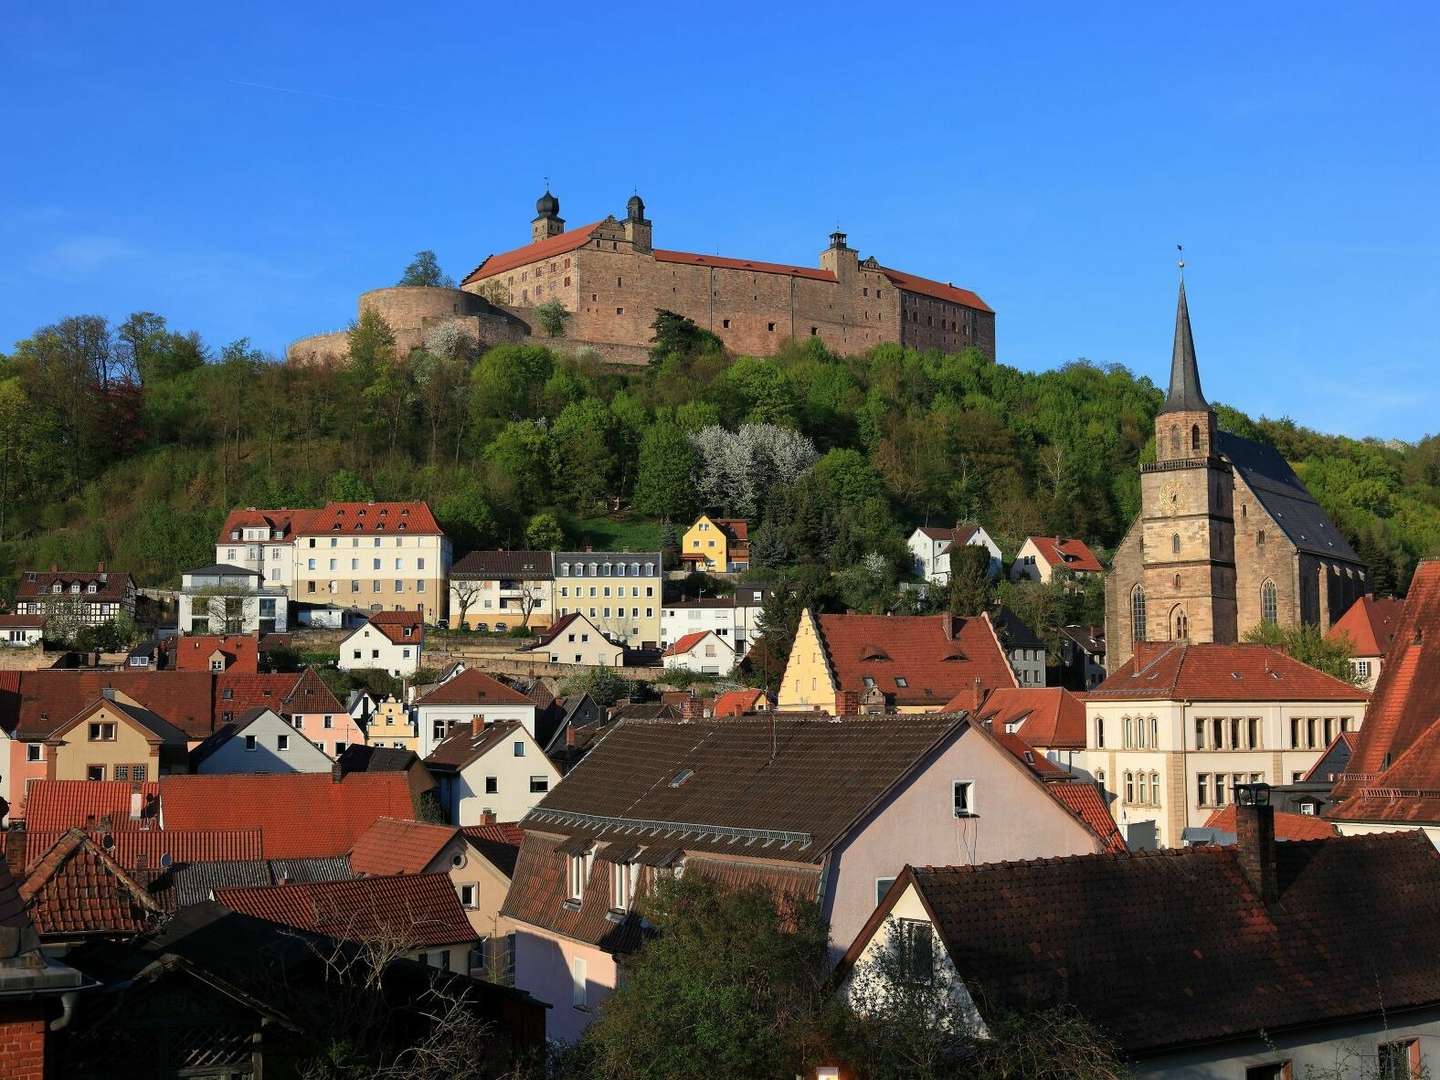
[810,327,818,336]
[863,287,868,296]
[1171,533,1180,555]
[1170,428,1181,458]
[1130,586,1147,644]
[767,323,776,332]
[1257,530,1266,546]
[1174,573,1181,588]
[564,276,571,286]
[722,319,731,329]
[1261,579,1278,624]
[564,258,570,269]
[616,277,622,287]
[616,307,624,315]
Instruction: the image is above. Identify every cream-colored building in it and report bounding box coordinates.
[365,696,417,752]
[526,612,625,667]
[43,690,190,782]
[553,551,662,648]
[448,550,555,632]
[1078,642,1368,849]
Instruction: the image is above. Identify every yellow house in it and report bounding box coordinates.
[365,696,417,752]
[681,516,750,573]
[44,690,191,782]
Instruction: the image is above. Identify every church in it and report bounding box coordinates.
[1104,281,1368,671]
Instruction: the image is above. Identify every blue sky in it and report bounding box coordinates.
[3,3,1436,440]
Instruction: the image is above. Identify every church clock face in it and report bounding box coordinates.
[1162,478,1184,513]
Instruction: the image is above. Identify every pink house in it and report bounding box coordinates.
[216,668,363,759]
[501,712,1119,1042]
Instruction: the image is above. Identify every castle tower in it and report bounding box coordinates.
[532,189,565,243]
[1136,278,1237,645]
[819,229,858,282]
[624,193,652,253]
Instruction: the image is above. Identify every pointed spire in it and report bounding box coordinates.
[1160,277,1209,414]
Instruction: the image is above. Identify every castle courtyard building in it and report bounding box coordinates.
[1104,280,1367,670]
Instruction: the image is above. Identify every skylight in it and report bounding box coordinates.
[669,769,694,789]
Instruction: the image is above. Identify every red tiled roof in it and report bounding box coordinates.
[215,507,311,545]
[12,670,216,740]
[990,729,1070,779]
[22,827,263,872]
[168,634,259,672]
[356,611,425,647]
[413,668,532,708]
[663,631,712,657]
[712,689,767,717]
[917,525,979,544]
[215,672,301,725]
[1048,783,1127,854]
[160,773,417,859]
[1203,804,1337,841]
[16,569,134,603]
[964,687,1088,751]
[816,612,1017,708]
[460,822,524,879]
[299,501,442,536]
[1091,643,1370,703]
[653,249,834,282]
[1026,536,1104,573]
[23,780,161,832]
[879,266,992,313]
[217,872,476,947]
[462,223,603,284]
[1327,594,1404,657]
[20,829,163,937]
[0,614,44,628]
[711,517,749,542]
[530,612,583,649]
[284,667,344,715]
[350,817,459,876]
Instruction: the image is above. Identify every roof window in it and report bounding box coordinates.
[669,768,694,789]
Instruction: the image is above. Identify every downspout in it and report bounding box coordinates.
[49,991,79,1031]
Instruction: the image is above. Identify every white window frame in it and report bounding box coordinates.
[953,780,975,818]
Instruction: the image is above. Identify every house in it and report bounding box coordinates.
[42,689,191,783]
[448,550,555,632]
[338,610,424,678]
[364,695,417,751]
[1058,623,1106,689]
[176,564,289,634]
[1329,559,1440,844]
[662,630,735,675]
[659,597,736,650]
[0,614,44,647]
[215,507,307,589]
[1010,535,1104,584]
[833,797,1440,1079]
[712,688,768,717]
[964,686,1088,770]
[990,606,1047,687]
[777,610,1017,714]
[19,828,166,941]
[906,524,1001,584]
[413,668,538,757]
[525,612,624,667]
[552,551,662,648]
[215,668,360,759]
[14,564,136,628]
[424,720,560,826]
[680,515,750,572]
[1079,642,1369,849]
[539,695,607,768]
[351,816,522,960]
[502,712,1120,1043]
[337,743,437,809]
[164,633,260,673]
[730,581,772,659]
[190,707,335,774]
[216,873,479,973]
[1326,592,1403,690]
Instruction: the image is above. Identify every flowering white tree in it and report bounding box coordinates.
[689,423,818,516]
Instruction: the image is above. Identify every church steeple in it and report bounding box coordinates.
[1160,278,1209,414]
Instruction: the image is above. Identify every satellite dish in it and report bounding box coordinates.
[160,853,173,869]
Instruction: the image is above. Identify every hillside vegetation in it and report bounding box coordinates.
[2,308,1436,615]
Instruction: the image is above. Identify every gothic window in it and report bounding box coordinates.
[1261,579,1278,624]
[1131,586,1147,645]
[1191,424,1201,452]
[1173,573,1181,588]
[1171,534,1180,555]
[1169,428,1181,458]
[1171,606,1188,641]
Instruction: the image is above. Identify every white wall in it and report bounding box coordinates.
[417,702,536,758]
[663,632,735,675]
[660,605,734,648]
[443,727,561,825]
[196,710,333,774]
[338,623,421,677]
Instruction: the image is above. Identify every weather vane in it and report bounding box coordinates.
[1177,243,1185,275]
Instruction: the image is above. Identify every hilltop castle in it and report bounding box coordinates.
[287,191,995,365]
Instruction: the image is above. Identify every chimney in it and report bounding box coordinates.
[96,561,105,573]
[1233,784,1278,905]
[331,761,344,784]
[679,693,701,721]
[471,716,486,736]
[834,690,860,717]
[942,613,956,641]
[479,810,497,825]
[565,726,577,748]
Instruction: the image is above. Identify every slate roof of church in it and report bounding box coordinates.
[1217,431,1360,561]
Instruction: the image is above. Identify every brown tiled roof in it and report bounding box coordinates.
[23,828,264,872]
[284,667,345,714]
[167,634,260,672]
[16,569,134,603]
[160,773,417,859]
[967,687,1088,751]
[363,611,425,646]
[425,719,523,771]
[23,780,161,832]
[530,612,584,649]
[862,832,1440,1056]
[217,872,477,947]
[654,249,833,282]
[413,668,532,708]
[500,831,651,953]
[12,670,216,740]
[350,817,459,876]
[1202,805,1337,841]
[663,630,714,657]
[816,611,1018,708]
[917,525,978,544]
[451,550,554,579]
[21,829,163,937]
[1327,593,1404,658]
[214,672,301,726]
[215,507,310,545]
[1092,643,1370,703]
[462,223,603,284]
[1025,536,1103,573]
[0,614,44,628]
[460,822,524,879]
[297,501,442,536]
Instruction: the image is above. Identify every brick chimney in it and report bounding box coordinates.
[565,726,577,748]
[834,690,860,717]
[679,694,702,721]
[942,613,956,641]
[1234,784,1278,905]
[479,810,497,825]
[471,716,487,736]
[331,761,344,784]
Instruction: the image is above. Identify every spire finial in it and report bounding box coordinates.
[1177,243,1185,277]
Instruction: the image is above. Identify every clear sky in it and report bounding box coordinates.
[3,3,1436,440]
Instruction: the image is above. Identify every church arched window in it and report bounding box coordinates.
[1171,605,1188,641]
[1169,428,1181,458]
[1191,424,1201,452]
[1261,579,1278,624]
[1171,533,1181,555]
[1131,586,1147,644]
[1173,573,1181,588]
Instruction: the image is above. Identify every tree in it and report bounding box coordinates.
[525,511,565,551]
[397,250,453,288]
[649,309,724,364]
[534,298,571,338]
[581,875,830,1079]
[632,422,696,520]
[948,543,993,616]
[557,666,636,708]
[450,578,483,630]
[471,344,555,420]
[347,308,397,374]
[410,349,469,464]
[1243,620,1362,684]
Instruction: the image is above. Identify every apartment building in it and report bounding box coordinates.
[552,552,662,649]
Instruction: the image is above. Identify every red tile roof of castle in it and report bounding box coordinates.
[960,687,1088,750]
[216,872,477,947]
[8,670,216,740]
[712,689,767,717]
[654,249,835,282]
[215,507,311,545]
[1025,535,1104,573]
[816,611,1017,708]
[663,631,714,658]
[363,610,425,646]
[462,223,604,284]
[300,501,442,535]
[413,667,532,708]
[1327,594,1404,657]
[876,266,993,313]
[1202,804,1338,841]
[23,780,161,832]
[159,773,416,859]
[350,817,459,876]
[168,634,260,672]
[1091,643,1370,703]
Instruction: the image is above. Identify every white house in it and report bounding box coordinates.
[1010,536,1103,585]
[525,613,624,667]
[659,598,735,650]
[907,525,1002,584]
[338,610,424,678]
[0,615,45,647]
[176,564,289,635]
[662,630,735,675]
[424,719,561,826]
[190,707,334,774]
[413,667,538,758]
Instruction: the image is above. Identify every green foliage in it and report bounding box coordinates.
[397,250,453,288]
[524,511,565,551]
[556,666,636,708]
[948,542,993,616]
[1243,620,1362,684]
[631,422,696,520]
[534,298,571,338]
[648,309,724,365]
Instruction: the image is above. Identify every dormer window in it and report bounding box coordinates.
[567,853,588,901]
[87,583,97,594]
[70,583,81,594]
[611,863,632,911]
